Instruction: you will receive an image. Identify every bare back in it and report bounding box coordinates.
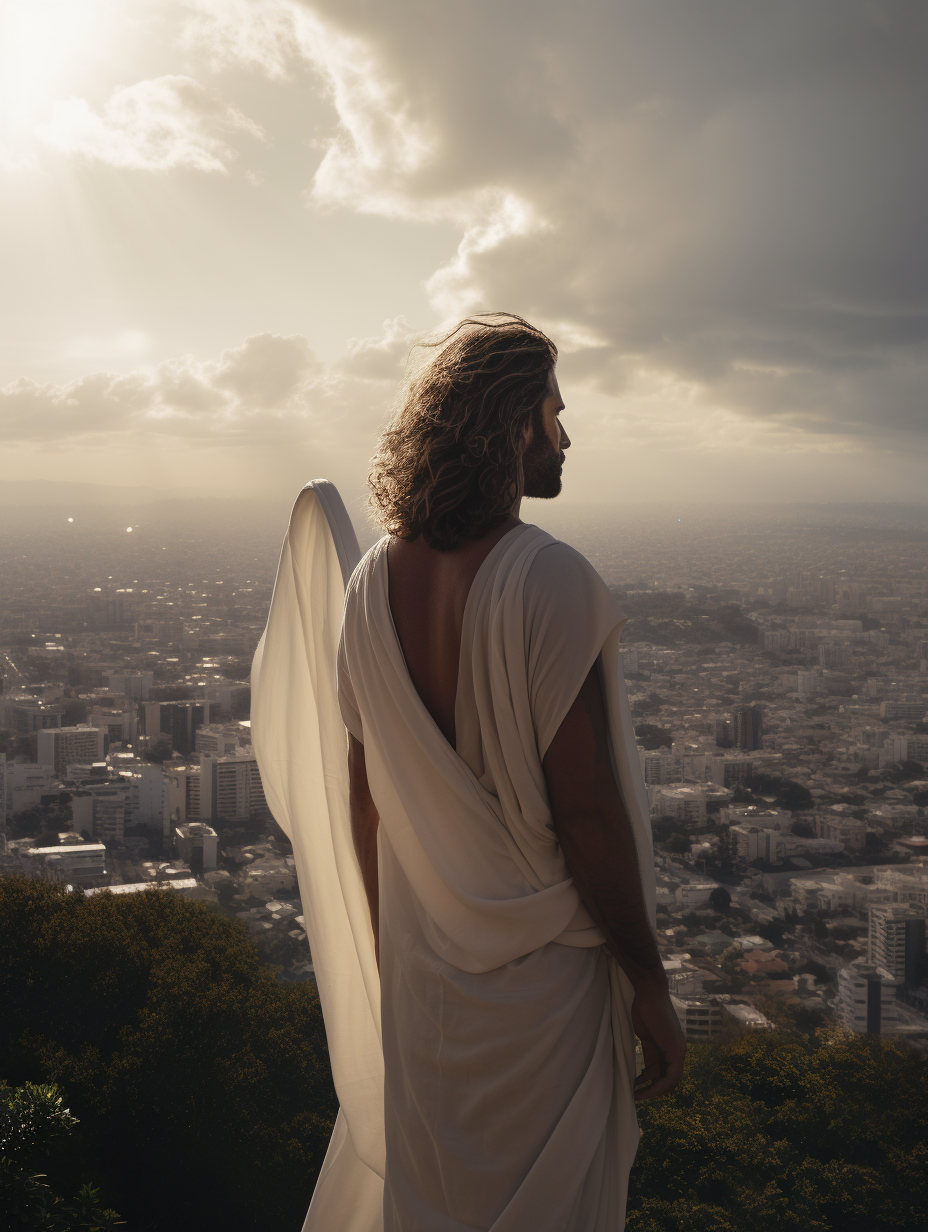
[387,516,520,747]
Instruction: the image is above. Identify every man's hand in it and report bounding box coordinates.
[630,978,686,1102]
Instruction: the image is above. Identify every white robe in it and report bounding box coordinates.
[251,485,656,1232]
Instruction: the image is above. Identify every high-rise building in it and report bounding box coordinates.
[143,700,213,755]
[1,755,59,820]
[731,706,763,751]
[868,905,927,985]
[70,781,134,841]
[163,764,202,836]
[818,640,849,669]
[837,964,905,1035]
[199,750,269,824]
[708,755,754,788]
[37,725,106,775]
[880,701,928,722]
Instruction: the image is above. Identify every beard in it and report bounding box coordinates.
[522,413,564,499]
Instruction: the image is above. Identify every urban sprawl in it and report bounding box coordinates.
[2,503,927,1047]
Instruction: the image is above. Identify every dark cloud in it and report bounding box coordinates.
[291,0,927,441]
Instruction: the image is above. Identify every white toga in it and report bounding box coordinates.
[250,486,656,1232]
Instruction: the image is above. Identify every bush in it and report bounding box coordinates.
[0,877,336,1232]
[0,1080,122,1230]
[628,1030,928,1232]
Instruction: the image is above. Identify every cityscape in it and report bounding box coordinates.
[2,493,927,1050]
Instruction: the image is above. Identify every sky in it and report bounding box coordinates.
[1,0,926,512]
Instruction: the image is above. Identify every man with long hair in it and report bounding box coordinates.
[337,313,684,1230]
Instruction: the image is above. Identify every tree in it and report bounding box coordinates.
[217,880,237,907]
[716,827,735,874]
[708,887,731,914]
[142,735,174,764]
[791,819,816,838]
[914,791,928,808]
[627,1031,928,1231]
[634,723,674,750]
[666,832,691,855]
[0,877,336,1232]
[865,832,886,854]
[0,1080,123,1230]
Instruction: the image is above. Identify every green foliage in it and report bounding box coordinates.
[0,1080,123,1230]
[708,887,731,914]
[0,877,337,1232]
[628,1030,928,1232]
[791,819,816,838]
[666,832,692,855]
[743,773,815,812]
[635,723,674,750]
[617,592,759,646]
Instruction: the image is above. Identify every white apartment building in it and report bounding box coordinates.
[868,905,927,984]
[87,706,137,743]
[70,781,134,841]
[1,756,58,820]
[837,963,905,1035]
[815,814,867,849]
[27,842,107,887]
[892,735,928,763]
[199,750,268,824]
[163,764,202,835]
[37,725,106,775]
[730,825,787,866]
[671,995,774,1041]
[675,883,718,910]
[653,787,708,824]
[106,754,164,827]
[708,756,754,788]
[175,822,219,872]
[639,750,682,785]
[874,868,928,912]
[194,724,249,756]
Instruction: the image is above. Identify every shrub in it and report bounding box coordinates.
[628,1029,928,1232]
[0,877,336,1232]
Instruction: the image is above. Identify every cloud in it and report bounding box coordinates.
[184,0,927,447]
[0,330,402,446]
[37,75,264,173]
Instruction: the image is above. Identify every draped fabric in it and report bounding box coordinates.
[249,483,384,1232]
[338,522,657,1231]
[252,486,656,1231]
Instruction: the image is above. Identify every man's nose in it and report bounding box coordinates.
[558,420,571,449]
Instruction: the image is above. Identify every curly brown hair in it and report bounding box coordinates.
[368,313,558,551]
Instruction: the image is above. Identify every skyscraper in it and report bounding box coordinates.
[868,905,927,985]
[730,705,763,751]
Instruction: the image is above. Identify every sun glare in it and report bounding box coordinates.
[1,0,111,138]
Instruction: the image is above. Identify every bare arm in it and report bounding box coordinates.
[543,663,685,1101]
[348,732,380,968]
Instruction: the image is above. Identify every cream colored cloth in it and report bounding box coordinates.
[337,521,657,1231]
[249,483,384,1232]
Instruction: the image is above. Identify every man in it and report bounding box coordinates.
[335,314,685,1231]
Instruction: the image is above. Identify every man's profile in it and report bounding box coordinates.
[332,313,686,1230]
